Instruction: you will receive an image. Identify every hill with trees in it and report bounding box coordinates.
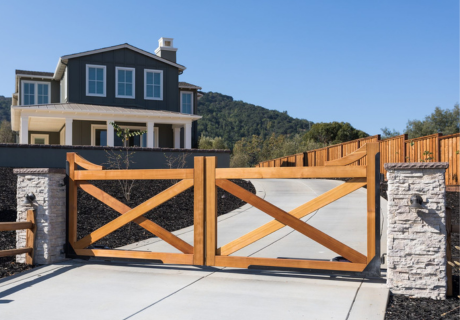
[0,96,11,122]
[197,92,313,148]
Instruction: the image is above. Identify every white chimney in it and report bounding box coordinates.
[155,37,178,63]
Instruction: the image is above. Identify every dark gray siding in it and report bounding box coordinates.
[72,120,105,145]
[0,145,230,169]
[67,48,180,112]
[157,124,173,148]
[28,131,60,145]
[19,78,60,105]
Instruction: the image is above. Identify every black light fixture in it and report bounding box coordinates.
[23,193,36,205]
[409,194,424,210]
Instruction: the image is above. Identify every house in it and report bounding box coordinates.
[10,38,202,149]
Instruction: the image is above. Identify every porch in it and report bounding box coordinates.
[10,103,201,149]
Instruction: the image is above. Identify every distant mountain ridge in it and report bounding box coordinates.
[197,92,313,147]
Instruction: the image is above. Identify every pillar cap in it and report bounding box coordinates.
[13,168,66,174]
[384,162,449,170]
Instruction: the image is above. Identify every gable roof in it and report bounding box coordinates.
[54,43,186,80]
[179,82,202,90]
[16,70,54,77]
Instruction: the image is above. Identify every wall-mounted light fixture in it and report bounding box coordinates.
[409,194,424,210]
[23,193,36,205]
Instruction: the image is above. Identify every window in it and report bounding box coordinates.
[31,134,49,145]
[22,81,50,105]
[86,64,106,97]
[116,67,135,99]
[181,92,193,114]
[144,69,163,100]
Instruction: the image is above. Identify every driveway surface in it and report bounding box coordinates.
[0,179,389,319]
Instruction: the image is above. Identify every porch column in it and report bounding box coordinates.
[20,115,28,144]
[172,125,182,149]
[147,121,155,148]
[106,120,114,147]
[184,122,192,149]
[65,118,72,145]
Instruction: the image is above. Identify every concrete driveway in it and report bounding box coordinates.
[0,179,389,320]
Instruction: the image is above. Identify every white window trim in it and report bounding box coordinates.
[115,67,136,99]
[144,69,163,100]
[91,124,158,147]
[86,64,107,97]
[180,91,194,114]
[21,80,51,106]
[31,133,49,145]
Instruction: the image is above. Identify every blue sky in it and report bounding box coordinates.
[0,0,457,135]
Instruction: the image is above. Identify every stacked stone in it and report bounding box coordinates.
[385,162,449,300]
[14,168,67,265]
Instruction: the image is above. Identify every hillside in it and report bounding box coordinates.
[0,96,11,122]
[197,92,313,147]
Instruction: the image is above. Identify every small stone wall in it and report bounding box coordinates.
[14,168,67,265]
[385,162,449,300]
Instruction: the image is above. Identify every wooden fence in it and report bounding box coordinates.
[0,209,36,264]
[257,133,460,189]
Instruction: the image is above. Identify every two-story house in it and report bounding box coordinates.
[10,38,202,149]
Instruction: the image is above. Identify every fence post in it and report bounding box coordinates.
[205,156,217,266]
[366,143,380,264]
[66,153,78,248]
[25,209,36,265]
[193,157,205,265]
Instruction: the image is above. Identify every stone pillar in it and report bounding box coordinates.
[14,168,67,265]
[385,162,449,300]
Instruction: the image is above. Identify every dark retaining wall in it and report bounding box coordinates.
[0,144,230,169]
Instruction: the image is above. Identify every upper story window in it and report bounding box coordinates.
[181,91,193,114]
[144,69,163,100]
[86,64,106,97]
[22,81,50,105]
[116,67,135,99]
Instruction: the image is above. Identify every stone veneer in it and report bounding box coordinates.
[385,162,449,299]
[14,168,67,264]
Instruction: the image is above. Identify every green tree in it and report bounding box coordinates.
[381,127,401,139]
[405,105,459,139]
[0,120,15,143]
[198,135,228,150]
[303,122,368,144]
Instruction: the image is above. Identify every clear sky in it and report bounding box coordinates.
[0,0,458,135]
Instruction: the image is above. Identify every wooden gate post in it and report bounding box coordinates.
[366,143,380,263]
[193,157,205,265]
[66,153,78,248]
[205,157,217,266]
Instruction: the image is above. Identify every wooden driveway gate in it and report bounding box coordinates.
[67,153,205,265]
[67,143,380,274]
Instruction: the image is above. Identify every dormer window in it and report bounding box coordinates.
[116,67,135,99]
[181,91,193,114]
[22,81,50,105]
[86,64,106,97]
[144,69,163,100]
